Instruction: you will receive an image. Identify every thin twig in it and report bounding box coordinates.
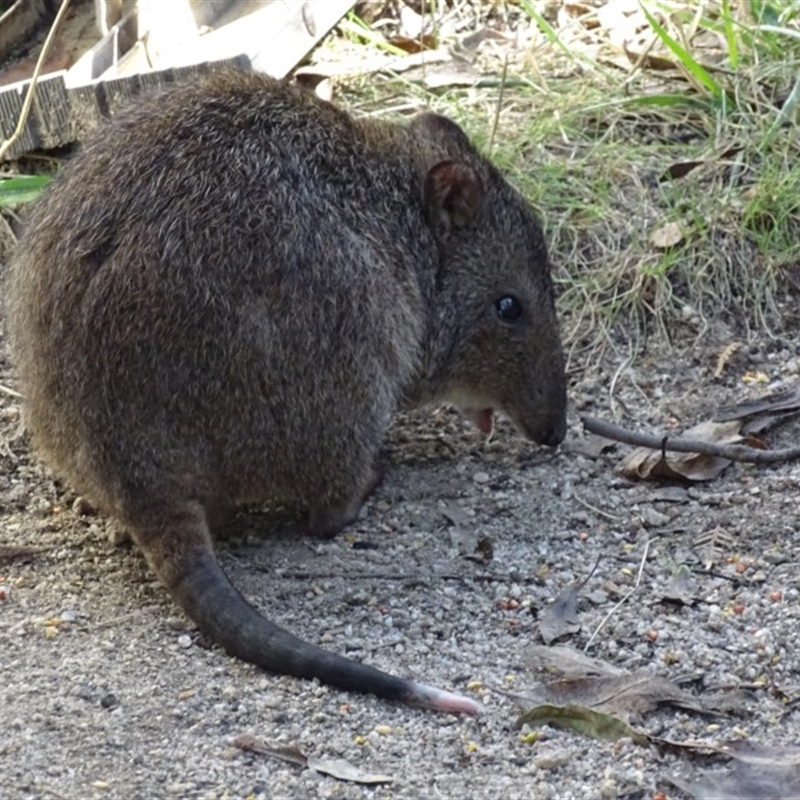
[0,0,71,162]
[0,544,51,563]
[265,568,541,585]
[94,610,145,630]
[571,491,622,521]
[0,383,23,399]
[487,54,508,156]
[0,0,23,28]
[582,414,800,464]
[584,538,650,652]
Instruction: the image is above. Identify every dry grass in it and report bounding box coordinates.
[324,0,800,367]
[3,1,799,370]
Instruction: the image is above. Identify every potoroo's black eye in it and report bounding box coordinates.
[495,295,522,323]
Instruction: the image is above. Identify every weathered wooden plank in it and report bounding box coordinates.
[68,81,106,142]
[0,72,69,156]
[140,0,356,78]
[67,8,139,87]
[0,0,355,160]
[0,56,251,161]
[94,0,124,36]
[30,70,71,149]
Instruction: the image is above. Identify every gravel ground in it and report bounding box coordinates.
[3,309,800,800]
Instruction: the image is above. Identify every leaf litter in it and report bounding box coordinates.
[666,740,800,800]
[233,734,393,785]
[537,555,601,644]
[588,383,800,484]
[505,645,755,759]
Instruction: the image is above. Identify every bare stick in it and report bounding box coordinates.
[0,1,23,28]
[0,544,52,563]
[0,0,72,162]
[572,490,622,521]
[582,414,800,464]
[488,54,508,156]
[0,383,23,399]
[584,537,650,653]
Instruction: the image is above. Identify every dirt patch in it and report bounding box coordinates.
[3,287,800,799]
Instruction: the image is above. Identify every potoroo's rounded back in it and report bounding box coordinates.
[7,70,567,713]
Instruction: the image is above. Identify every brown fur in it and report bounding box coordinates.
[6,70,566,713]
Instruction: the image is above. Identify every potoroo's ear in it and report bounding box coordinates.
[423,160,483,242]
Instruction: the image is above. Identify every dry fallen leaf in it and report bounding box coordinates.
[649,220,685,249]
[519,670,711,722]
[306,757,393,785]
[403,55,481,89]
[233,734,393,785]
[661,159,706,181]
[667,741,800,800]
[538,584,581,645]
[715,383,800,435]
[507,647,747,757]
[621,419,759,482]
[661,147,743,184]
[233,736,307,766]
[694,526,736,570]
[659,564,699,605]
[387,34,438,54]
[722,740,800,767]
[525,644,624,678]
[624,43,679,71]
[518,702,723,757]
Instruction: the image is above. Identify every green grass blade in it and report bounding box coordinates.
[0,175,50,207]
[623,93,714,111]
[721,0,739,68]
[640,3,723,101]
[751,0,781,26]
[581,93,714,115]
[519,0,577,59]
[764,73,800,143]
[340,14,407,55]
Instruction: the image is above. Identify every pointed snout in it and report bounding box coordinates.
[536,413,567,447]
[510,371,567,447]
[521,407,567,447]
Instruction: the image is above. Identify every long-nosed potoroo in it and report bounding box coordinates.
[7,70,567,714]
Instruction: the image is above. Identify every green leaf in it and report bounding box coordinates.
[623,93,714,111]
[0,175,50,207]
[640,3,723,102]
[517,704,651,745]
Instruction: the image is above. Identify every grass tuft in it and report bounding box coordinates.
[333,0,800,365]
[3,0,799,369]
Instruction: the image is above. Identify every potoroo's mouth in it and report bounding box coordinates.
[463,405,566,446]
[464,407,494,435]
